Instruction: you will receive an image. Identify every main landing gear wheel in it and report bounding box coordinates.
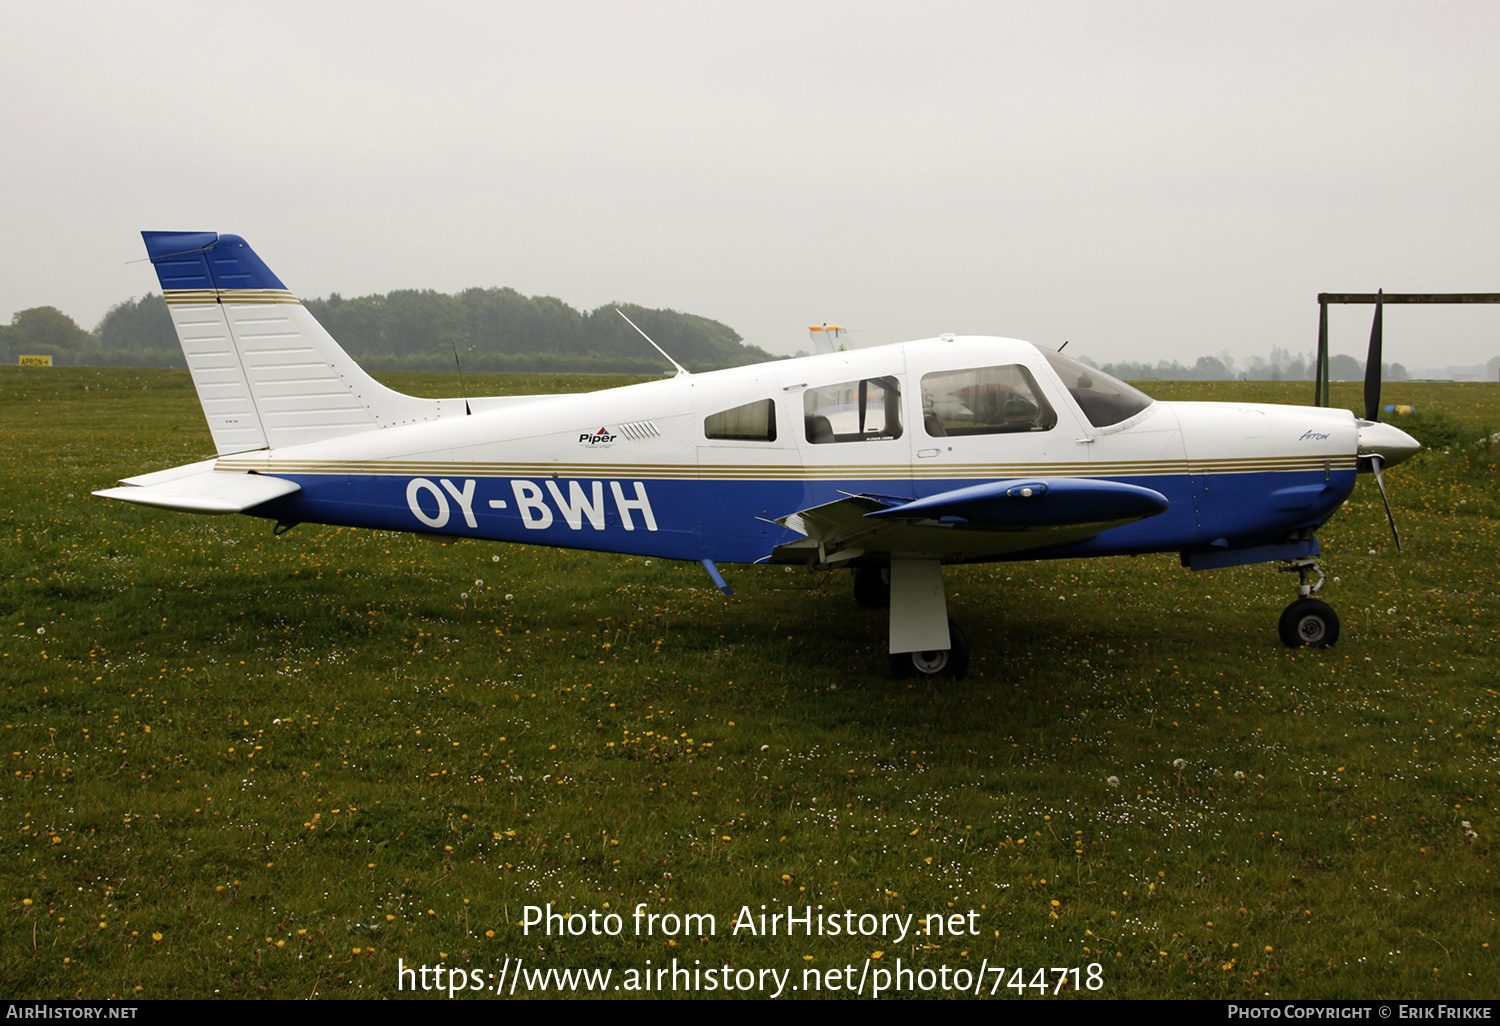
[1279,598,1340,648]
[853,566,891,609]
[889,619,970,679]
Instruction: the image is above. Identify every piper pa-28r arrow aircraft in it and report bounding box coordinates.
[96,232,1422,678]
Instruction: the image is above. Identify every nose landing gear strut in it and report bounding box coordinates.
[1278,557,1340,648]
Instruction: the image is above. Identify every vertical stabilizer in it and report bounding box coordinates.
[143,232,460,454]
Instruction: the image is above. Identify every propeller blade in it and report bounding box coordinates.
[1364,289,1384,421]
[1369,454,1402,552]
[858,379,868,434]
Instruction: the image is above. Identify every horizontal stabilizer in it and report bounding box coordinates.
[116,456,222,487]
[94,467,300,514]
[866,478,1168,527]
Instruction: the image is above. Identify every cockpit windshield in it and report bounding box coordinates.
[1039,347,1154,428]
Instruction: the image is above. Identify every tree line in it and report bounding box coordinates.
[0,288,776,374]
[5,296,1458,380]
[1082,347,1410,382]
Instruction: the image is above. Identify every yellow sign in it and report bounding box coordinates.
[18,355,52,367]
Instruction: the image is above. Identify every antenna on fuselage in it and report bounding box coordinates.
[615,308,690,377]
[450,338,472,415]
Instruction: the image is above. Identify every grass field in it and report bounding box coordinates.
[1,366,1496,1000]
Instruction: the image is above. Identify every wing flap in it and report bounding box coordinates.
[778,494,892,543]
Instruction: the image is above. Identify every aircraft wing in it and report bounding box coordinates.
[770,478,1168,565]
[94,458,301,514]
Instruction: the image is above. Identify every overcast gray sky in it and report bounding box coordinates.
[4,1,1498,369]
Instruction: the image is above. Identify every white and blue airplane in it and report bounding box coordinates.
[96,231,1421,678]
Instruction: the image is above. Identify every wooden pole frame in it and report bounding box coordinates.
[1314,293,1500,407]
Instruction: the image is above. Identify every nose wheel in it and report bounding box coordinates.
[1279,598,1340,648]
[1278,557,1340,648]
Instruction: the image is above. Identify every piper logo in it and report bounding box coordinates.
[580,427,617,446]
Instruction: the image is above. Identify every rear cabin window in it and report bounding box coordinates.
[705,399,777,442]
[1040,348,1154,428]
[920,365,1057,436]
[803,376,903,444]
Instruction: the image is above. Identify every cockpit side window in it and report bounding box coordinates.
[920,365,1057,436]
[1039,348,1154,428]
[803,376,903,444]
[705,399,777,442]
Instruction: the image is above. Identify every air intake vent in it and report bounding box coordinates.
[617,420,660,441]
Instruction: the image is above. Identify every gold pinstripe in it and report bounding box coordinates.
[214,455,1356,479]
[165,289,300,306]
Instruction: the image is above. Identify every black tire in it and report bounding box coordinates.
[1278,598,1340,648]
[889,620,970,679]
[853,566,891,609]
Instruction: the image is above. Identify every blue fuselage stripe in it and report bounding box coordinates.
[248,469,1357,564]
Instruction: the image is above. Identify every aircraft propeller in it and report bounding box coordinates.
[1355,288,1417,551]
[1364,289,1384,421]
[1367,453,1402,551]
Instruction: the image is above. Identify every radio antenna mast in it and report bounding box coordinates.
[616,308,689,377]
